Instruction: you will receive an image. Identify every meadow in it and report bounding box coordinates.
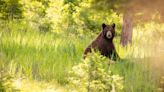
[0,20,164,92]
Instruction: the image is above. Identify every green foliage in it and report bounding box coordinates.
[46,0,122,34]
[0,0,122,33]
[68,52,123,92]
[0,0,23,20]
[21,0,52,32]
[90,0,130,11]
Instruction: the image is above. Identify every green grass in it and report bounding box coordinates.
[0,21,164,92]
[110,59,160,92]
[0,30,92,84]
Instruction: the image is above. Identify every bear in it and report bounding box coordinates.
[83,23,119,61]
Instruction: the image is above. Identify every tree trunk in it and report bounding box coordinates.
[121,14,133,46]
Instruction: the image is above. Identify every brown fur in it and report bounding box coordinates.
[83,23,119,61]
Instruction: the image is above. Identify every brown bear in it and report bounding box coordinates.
[83,23,119,61]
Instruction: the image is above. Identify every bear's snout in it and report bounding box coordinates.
[106,31,112,39]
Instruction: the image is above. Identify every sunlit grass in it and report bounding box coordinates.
[0,29,92,84]
[13,78,68,92]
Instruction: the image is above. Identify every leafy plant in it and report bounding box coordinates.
[68,52,123,92]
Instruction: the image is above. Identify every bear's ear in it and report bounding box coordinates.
[112,23,115,28]
[102,23,106,29]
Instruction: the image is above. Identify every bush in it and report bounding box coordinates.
[68,52,123,92]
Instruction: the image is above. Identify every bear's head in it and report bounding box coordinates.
[102,23,115,40]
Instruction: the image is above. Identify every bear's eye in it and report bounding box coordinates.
[106,31,112,39]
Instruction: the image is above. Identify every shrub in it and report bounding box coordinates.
[68,52,123,92]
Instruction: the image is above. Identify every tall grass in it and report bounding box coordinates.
[0,22,92,84]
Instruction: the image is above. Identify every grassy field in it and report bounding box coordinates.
[0,30,89,83]
[0,21,164,92]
